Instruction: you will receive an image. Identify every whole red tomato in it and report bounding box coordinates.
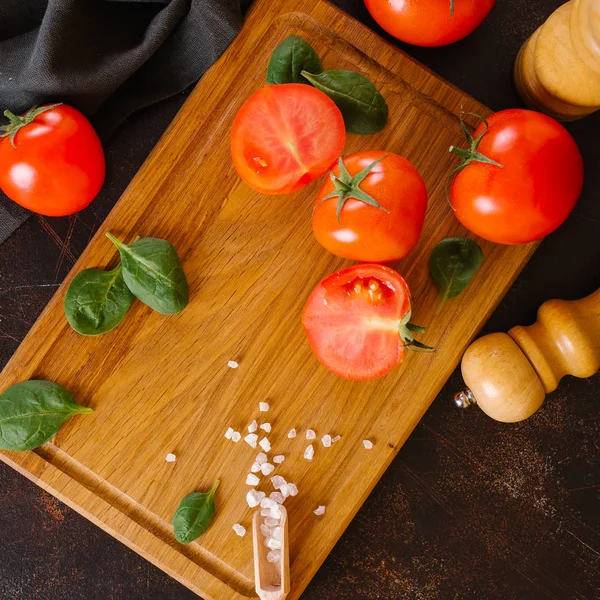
[364,0,495,47]
[303,264,430,380]
[231,84,346,195]
[0,103,105,216]
[450,109,584,244]
[312,151,427,262]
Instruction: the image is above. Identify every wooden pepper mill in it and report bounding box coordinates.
[514,0,600,121]
[455,289,600,422]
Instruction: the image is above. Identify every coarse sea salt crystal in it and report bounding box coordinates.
[272,526,282,541]
[256,452,268,465]
[304,444,314,461]
[332,435,341,443]
[260,497,277,509]
[246,489,265,508]
[363,439,374,449]
[260,524,270,537]
[270,505,282,519]
[248,420,258,433]
[165,453,177,463]
[227,360,239,369]
[232,523,246,536]
[270,492,284,504]
[266,538,281,550]
[273,455,285,464]
[260,422,271,433]
[261,508,271,517]
[244,433,258,448]
[259,437,271,452]
[231,431,242,443]
[287,428,297,438]
[314,505,326,516]
[259,402,269,412]
[279,483,291,498]
[250,462,261,473]
[267,550,281,563]
[271,475,286,490]
[306,429,316,440]
[261,462,275,476]
[224,427,234,440]
[265,516,280,527]
[287,483,298,497]
[321,434,332,448]
[246,473,260,486]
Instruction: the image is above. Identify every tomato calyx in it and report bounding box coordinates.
[317,156,390,224]
[449,0,455,18]
[0,103,62,148]
[449,112,504,175]
[399,307,437,353]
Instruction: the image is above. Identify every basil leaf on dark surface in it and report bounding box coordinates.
[301,70,388,134]
[429,237,484,312]
[106,232,189,315]
[64,264,135,336]
[266,36,322,84]
[0,380,93,452]
[173,480,220,544]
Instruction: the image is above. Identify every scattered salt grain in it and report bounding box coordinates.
[287,428,297,438]
[260,422,272,433]
[313,505,326,516]
[231,431,242,443]
[227,360,239,369]
[266,538,281,550]
[165,453,177,463]
[244,433,258,448]
[265,516,280,527]
[363,439,374,449]
[256,452,268,465]
[279,483,291,498]
[321,434,332,448]
[273,455,285,464]
[246,489,265,508]
[261,462,275,476]
[250,462,261,473]
[332,435,341,443]
[304,444,314,461]
[270,492,284,504]
[248,420,258,433]
[287,483,298,497]
[246,473,260,486]
[271,475,286,489]
[306,429,316,440]
[224,427,234,440]
[259,402,270,412]
[267,550,281,563]
[259,437,271,452]
[232,523,246,536]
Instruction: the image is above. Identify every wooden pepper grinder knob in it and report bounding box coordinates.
[455,289,600,422]
[514,0,600,121]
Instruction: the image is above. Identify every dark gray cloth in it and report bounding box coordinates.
[0,0,244,244]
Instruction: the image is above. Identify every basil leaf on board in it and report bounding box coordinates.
[266,36,322,85]
[301,70,388,134]
[429,237,484,313]
[173,480,220,544]
[105,232,189,315]
[0,380,93,452]
[64,264,135,336]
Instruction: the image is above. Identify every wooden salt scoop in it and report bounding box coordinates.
[253,505,290,600]
[455,288,600,422]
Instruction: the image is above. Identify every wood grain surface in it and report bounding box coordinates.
[0,0,539,598]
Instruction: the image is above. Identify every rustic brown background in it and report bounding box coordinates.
[0,0,598,599]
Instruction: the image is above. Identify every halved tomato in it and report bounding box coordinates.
[302,264,428,380]
[231,84,346,194]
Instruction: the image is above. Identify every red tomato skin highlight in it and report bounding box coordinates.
[231,84,346,195]
[0,105,105,216]
[364,0,495,47]
[313,151,428,262]
[450,109,584,245]
[303,264,412,380]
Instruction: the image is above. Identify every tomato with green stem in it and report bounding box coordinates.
[449,109,584,244]
[302,264,432,380]
[312,151,427,262]
[364,0,495,47]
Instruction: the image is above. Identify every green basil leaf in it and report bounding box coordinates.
[429,237,484,312]
[301,70,388,134]
[64,264,135,336]
[173,480,220,544]
[0,380,93,452]
[106,232,189,315]
[266,36,322,84]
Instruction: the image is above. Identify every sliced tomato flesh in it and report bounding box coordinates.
[302,264,412,380]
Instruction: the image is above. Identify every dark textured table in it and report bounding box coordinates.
[1,1,599,598]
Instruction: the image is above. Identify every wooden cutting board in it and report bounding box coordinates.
[0,0,539,598]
